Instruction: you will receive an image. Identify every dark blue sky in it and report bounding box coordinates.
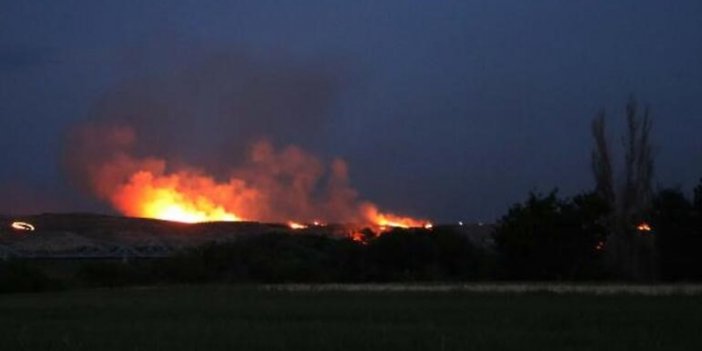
[1,1,701,222]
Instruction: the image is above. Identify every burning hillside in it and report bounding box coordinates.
[62,54,430,232]
[65,122,430,231]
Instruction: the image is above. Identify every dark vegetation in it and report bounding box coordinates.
[0,261,62,293]
[653,187,702,281]
[493,99,701,282]
[493,191,609,280]
[0,226,494,291]
[2,177,701,293]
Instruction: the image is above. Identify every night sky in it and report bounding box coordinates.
[1,1,701,222]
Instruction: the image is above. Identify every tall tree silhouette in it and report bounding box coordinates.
[592,111,614,205]
[591,97,656,280]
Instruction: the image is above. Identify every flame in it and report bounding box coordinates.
[637,222,652,232]
[11,221,35,231]
[361,203,431,230]
[113,171,245,223]
[288,221,308,230]
[70,124,430,229]
[350,231,368,244]
[146,202,239,223]
[595,240,605,251]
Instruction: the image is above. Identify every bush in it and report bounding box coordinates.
[151,229,493,284]
[494,191,609,280]
[652,188,702,281]
[159,232,357,283]
[366,227,490,281]
[0,260,61,293]
[77,261,154,287]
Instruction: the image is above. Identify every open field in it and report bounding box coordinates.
[1,285,702,350]
[264,283,702,295]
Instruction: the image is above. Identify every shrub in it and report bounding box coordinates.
[494,191,609,280]
[0,260,61,293]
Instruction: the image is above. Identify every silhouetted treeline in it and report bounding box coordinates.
[493,180,702,282]
[77,227,495,286]
[652,185,702,281]
[0,226,496,292]
[2,180,702,293]
[493,191,610,280]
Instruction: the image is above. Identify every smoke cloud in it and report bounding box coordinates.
[64,52,428,226]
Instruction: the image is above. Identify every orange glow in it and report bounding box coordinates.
[73,124,431,228]
[109,167,430,228]
[350,231,368,244]
[362,203,431,230]
[637,222,652,232]
[115,171,244,223]
[288,221,308,230]
[595,240,605,251]
[11,221,35,231]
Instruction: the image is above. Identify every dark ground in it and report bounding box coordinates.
[0,285,701,350]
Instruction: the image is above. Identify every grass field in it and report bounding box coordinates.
[1,285,701,350]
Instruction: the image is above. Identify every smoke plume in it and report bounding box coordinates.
[64,52,428,227]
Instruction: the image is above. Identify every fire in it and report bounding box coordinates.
[147,202,239,223]
[362,203,431,230]
[350,231,368,244]
[637,222,652,232]
[288,221,308,230]
[595,240,605,251]
[70,124,430,229]
[114,171,244,223]
[11,221,35,231]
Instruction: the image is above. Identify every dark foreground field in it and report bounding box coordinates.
[1,286,701,351]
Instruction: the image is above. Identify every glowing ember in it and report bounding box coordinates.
[637,222,652,232]
[350,231,368,244]
[595,240,605,251]
[11,221,35,231]
[288,221,308,230]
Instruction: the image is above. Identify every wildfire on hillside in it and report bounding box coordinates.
[67,123,431,235]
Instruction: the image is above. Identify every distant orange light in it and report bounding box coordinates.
[637,222,652,232]
[288,221,307,230]
[350,231,366,243]
[362,203,431,231]
[11,221,35,231]
[595,240,605,251]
